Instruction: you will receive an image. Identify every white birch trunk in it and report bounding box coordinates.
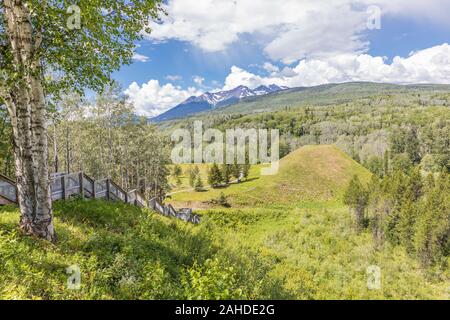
[2,0,56,242]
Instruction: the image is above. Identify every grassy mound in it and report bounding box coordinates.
[170,145,371,208]
[235,145,371,206]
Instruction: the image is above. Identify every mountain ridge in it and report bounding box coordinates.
[151,84,288,122]
[150,81,450,122]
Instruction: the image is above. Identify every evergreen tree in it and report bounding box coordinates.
[194,176,204,192]
[217,192,231,208]
[173,165,182,178]
[343,175,369,231]
[189,168,197,188]
[242,163,251,180]
[221,164,232,185]
[414,172,450,266]
[231,160,241,181]
[208,163,223,188]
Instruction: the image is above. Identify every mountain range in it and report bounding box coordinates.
[151,84,288,122]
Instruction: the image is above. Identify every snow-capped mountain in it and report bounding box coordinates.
[152,84,288,122]
[253,84,288,95]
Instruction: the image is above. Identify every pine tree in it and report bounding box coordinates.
[217,192,230,207]
[195,176,204,192]
[231,160,241,182]
[221,164,232,185]
[188,166,197,187]
[208,163,222,188]
[414,171,450,266]
[397,189,418,253]
[242,163,251,180]
[343,175,369,231]
[173,165,182,178]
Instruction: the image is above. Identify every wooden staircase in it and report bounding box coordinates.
[0,172,200,224]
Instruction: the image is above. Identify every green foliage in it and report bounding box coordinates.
[47,89,171,197]
[207,163,223,188]
[218,193,231,208]
[188,166,199,187]
[343,175,369,230]
[221,164,232,185]
[0,106,13,176]
[170,87,450,176]
[194,176,205,192]
[413,173,450,267]
[0,0,163,97]
[364,156,384,178]
[1,187,448,299]
[0,200,282,299]
[366,169,449,267]
[181,258,244,299]
[242,163,250,180]
[173,165,182,178]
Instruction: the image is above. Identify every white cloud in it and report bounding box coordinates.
[147,0,450,64]
[124,80,202,117]
[132,53,150,63]
[126,44,450,117]
[223,44,450,89]
[165,75,183,81]
[263,62,280,74]
[192,75,205,86]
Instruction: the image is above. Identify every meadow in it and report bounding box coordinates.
[1,145,448,299]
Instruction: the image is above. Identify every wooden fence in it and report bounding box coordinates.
[149,197,201,224]
[0,172,199,224]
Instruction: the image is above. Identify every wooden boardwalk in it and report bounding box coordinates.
[0,172,200,224]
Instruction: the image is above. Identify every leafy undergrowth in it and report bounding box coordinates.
[0,200,286,300]
[1,199,448,299]
[201,202,450,299]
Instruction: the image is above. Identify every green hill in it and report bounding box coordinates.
[1,145,448,299]
[170,145,371,208]
[211,82,450,115]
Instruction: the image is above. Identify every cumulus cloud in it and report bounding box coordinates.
[127,44,450,117]
[147,0,450,63]
[124,80,202,117]
[223,44,450,89]
[132,53,150,63]
[263,62,280,74]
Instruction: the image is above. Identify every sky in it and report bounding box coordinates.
[114,0,450,117]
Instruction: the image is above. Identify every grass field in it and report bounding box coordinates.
[168,145,371,208]
[1,145,448,299]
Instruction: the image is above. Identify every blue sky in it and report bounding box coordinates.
[117,0,450,117]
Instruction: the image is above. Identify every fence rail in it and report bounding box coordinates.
[149,197,201,224]
[0,173,17,205]
[0,172,199,224]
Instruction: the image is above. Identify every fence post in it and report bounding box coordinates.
[61,175,67,200]
[106,179,110,201]
[79,172,85,200]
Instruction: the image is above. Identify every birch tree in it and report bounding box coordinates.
[0,0,163,241]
